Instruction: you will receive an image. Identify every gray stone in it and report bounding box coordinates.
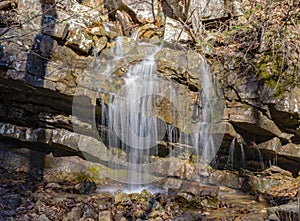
[75,179,97,194]
[278,143,300,159]
[0,147,45,173]
[267,214,280,221]
[66,29,93,54]
[7,194,22,210]
[258,137,281,152]
[63,207,83,221]
[229,104,282,138]
[105,0,161,24]
[39,214,50,221]
[114,191,131,204]
[43,153,107,184]
[208,170,241,189]
[267,201,299,221]
[176,181,219,209]
[163,17,191,43]
[173,212,194,221]
[98,210,113,221]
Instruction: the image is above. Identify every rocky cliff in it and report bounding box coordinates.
[0,0,299,177]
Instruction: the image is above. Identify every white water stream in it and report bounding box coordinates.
[73,36,225,188]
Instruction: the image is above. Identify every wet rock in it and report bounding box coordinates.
[267,213,280,221]
[82,206,98,219]
[208,170,241,189]
[114,191,131,205]
[75,179,97,194]
[267,201,299,221]
[162,178,183,190]
[102,36,138,58]
[276,148,300,177]
[63,207,83,221]
[241,167,299,205]
[43,153,107,184]
[256,138,300,176]
[135,189,154,211]
[176,181,219,210]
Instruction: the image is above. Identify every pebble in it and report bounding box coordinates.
[7,194,22,209]
[39,214,50,221]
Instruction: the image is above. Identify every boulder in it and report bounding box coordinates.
[267,201,299,221]
[104,0,162,24]
[229,104,282,141]
[176,181,219,210]
[98,210,113,221]
[241,166,299,205]
[163,17,191,43]
[114,191,131,205]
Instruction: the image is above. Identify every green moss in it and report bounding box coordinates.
[255,51,288,97]
[243,9,253,19]
[71,172,90,182]
[88,165,100,176]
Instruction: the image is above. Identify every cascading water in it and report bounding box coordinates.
[226,139,246,170]
[109,43,162,186]
[240,143,245,169]
[256,145,265,170]
[226,138,236,170]
[73,36,225,189]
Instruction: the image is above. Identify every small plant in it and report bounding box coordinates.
[88,165,100,176]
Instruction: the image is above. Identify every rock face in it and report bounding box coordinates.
[176,181,219,209]
[267,201,299,221]
[0,0,299,185]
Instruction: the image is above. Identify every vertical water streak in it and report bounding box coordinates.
[226,138,236,170]
[114,36,124,59]
[131,28,140,41]
[194,55,214,165]
[272,142,278,166]
[104,42,163,186]
[93,37,223,187]
[240,143,245,170]
[255,145,265,170]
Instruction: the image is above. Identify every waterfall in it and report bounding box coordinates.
[240,143,245,170]
[226,138,236,170]
[100,42,164,185]
[256,145,265,170]
[131,28,140,41]
[73,36,225,188]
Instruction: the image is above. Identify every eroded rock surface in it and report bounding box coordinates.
[0,0,299,193]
